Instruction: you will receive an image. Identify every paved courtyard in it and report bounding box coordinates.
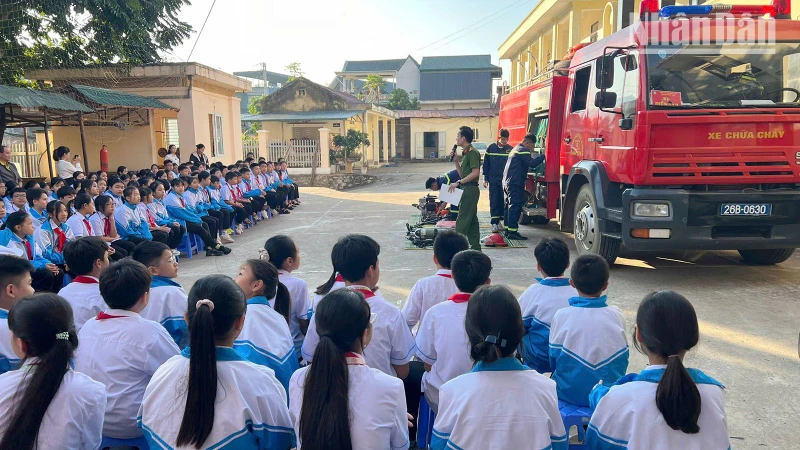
[176,162,799,450]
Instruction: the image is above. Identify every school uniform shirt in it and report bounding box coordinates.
[138,346,295,449]
[309,274,347,313]
[278,270,311,356]
[234,296,299,393]
[549,295,629,406]
[164,190,203,225]
[0,228,49,269]
[114,202,152,240]
[34,219,75,265]
[89,213,118,245]
[220,180,236,204]
[207,186,233,212]
[302,287,416,377]
[57,276,105,331]
[431,358,567,450]
[0,309,18,374]
[518,277,578,373]
[289,353,409,450]
[401,269,459,330]
[103,190,124,208]
[6,202,23,213]
[136,202,159,231]
[75,309,180,439]
[414,293,473,409]
[66,212,96,238]
[1,196,11,212]
[29,207,48,228]
[184,188,212,217]
[141,276,189,349]
[587,365,729,450]
[0,359,107,450]
[148,199,179,227]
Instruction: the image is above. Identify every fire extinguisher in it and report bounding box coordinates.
[100,144,108,172]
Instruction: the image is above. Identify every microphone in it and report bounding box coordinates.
[449,144,458,162]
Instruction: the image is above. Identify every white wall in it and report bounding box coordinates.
[396,58,421,94]
[408,116,498,160]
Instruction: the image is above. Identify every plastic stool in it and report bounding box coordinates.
[416,396,436,449]
[559,400,592,449]
[177,233,198,259]
[192,234,205,251]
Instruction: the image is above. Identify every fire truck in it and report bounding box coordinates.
[498,0,800,265]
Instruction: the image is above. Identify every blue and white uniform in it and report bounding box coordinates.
[549,295,629,406]
[0,309,18,374]
[0,359,107,450]
[519,277,578,373]
[114,202,152,241]
[587,365,729,450]
[138,347,295,450]
[234,296,299,393]
[277,270,311,356]
[239,178,263,199]
[289,353,409,450]
[0,228,49,269]
[431,358,567,450]
[58,276,105,331]
[402,269,459,330]
[206,185,233,212]
[29,207,48,228]
[34,219,75,265]
[147,199,180,227]
[184,188,212,217]
[163,191,202,225]
[141,276,189,349]
[303,287,416,377]
[103,190,124,208]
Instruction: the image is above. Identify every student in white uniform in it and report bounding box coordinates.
[0,293,107,450]
[234,259,299,392]
[416,250,491,414]
[57,237,110,331]
[290,289,410,450]
[132,241,189,348]
[519,237,578,373]
[0,255,34,374]
[66,193,99,237]
[302,235,416,380]
[75,259,180,449]
[549,254,629,407]
[402,230,468,330]
[587,291,729,450]
[432,285,567,450]
[310,269,346,314]
[263,235,311,356]
[139,275,295,449]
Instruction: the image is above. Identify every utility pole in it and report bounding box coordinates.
[262,62,268,97]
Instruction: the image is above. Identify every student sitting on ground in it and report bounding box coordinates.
[114,186,153,246]
[234,259,299,392]
[26,187,49,227]
[0,211,60,292]
[416,249,492,414]
[549,254,628,406]
[587,291,729,449]
[431,285,567,450]
[132,241,189,349]
[89,194,135,260]
[138,275,294,449]
[290,289,410,450]
[518,237,578,373]
[402,230,468,330]
[34,200,75,271]
[164,178,230,256]
[0,255,34,375]
[263,235,311,357]
[57,237,110,331]
[0,294,107,450]
[75,259,180,450]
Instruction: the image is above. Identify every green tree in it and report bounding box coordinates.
[333,128,370,169]
[285,62,304,83]
[0,0,193,86]
[386,88,420,110]
[363,74,386,103]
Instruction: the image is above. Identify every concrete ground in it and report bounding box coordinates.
[176,162,799,450]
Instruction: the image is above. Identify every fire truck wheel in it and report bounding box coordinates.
[573,185,620,265]
[738,248,796,265]
[531,216,550,225]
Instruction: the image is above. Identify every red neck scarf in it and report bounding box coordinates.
[53,225,67,252]
[449,293,471,303]
[350,287,375,299]
[74,276,98,284]
[96,311,127,320]
[437,273,452,278]
[335,274,344,282]
[144,208,157,228]
[24,240,33,260]
[344,352,366,365]
[83,218,93,235]
[103,217,111,236]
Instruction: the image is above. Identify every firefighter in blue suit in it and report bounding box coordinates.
[425,169,460,218]
[503,133,545,241]
[482,128,512,233]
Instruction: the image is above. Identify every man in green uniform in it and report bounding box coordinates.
[449,126,482,251]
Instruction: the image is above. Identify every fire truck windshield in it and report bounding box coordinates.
[646,42,800,108]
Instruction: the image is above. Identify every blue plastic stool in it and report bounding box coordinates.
[559,400,592,449]
[61,272,73,288]
[416,396,436,449]
[177,233,198,259]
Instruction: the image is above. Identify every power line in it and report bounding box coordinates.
[427,0,536,53]
[186,0,218,61]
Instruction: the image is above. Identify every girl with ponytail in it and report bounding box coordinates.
[430,285,566,450]
[139,274,294,449]
[310,243,347,312]
[0,294,106,450]
[587,291,729,449]
[263,235,311,357]
[289,289,409,450]
[234,259,300,392]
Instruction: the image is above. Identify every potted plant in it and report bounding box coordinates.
[333,129,370,174]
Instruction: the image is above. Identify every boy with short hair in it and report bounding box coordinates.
[238,167,267,219]
[75,259,180,449]
[0,254,34,374]
[57,185,77,208]
[103,176,125,208]
[549,254,628,406]
[58,237,110,330]
[402,230,469,329]
[221,171,250,233]
[8,187,27,213]
[26,187,49,227]
[132,241,188,348]
[518,237,578,373]
[415,249,492,413]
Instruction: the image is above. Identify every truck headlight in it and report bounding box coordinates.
[631,202,671,218]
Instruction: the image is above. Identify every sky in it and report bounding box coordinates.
[165,0,539,85]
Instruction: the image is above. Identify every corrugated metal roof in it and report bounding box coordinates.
[419,72,493,102]
[419,55,501,72]
[67,85,176,110]
[0,85,93,112]
[394,109,498,119]
[242,111,363,122]
[341,58,407,73]
[233,70,291,85]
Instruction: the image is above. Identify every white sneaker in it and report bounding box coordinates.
[236,224,245,235]
[220,233,234,244]
[491,224,499,233]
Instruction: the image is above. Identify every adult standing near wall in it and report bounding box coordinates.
[483,128,512,233]
[164,145,180,165]
[0,145,22,185]
[54,146,82,179]
[449,126,482,251]
[189,144,209,165]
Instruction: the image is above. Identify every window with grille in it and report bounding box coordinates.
[208,114,224,156]
[164,118,180,148]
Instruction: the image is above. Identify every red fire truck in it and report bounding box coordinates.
[498,0,800,265]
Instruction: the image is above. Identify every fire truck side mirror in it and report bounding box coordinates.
[595,55,615,90]
[595,91,617,109]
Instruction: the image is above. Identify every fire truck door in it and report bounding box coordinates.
[595,50,639,184]
[563,64,598,166]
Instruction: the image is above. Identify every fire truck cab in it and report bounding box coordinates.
[499,2,800,264]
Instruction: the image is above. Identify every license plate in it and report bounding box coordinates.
[720,203,772,216]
